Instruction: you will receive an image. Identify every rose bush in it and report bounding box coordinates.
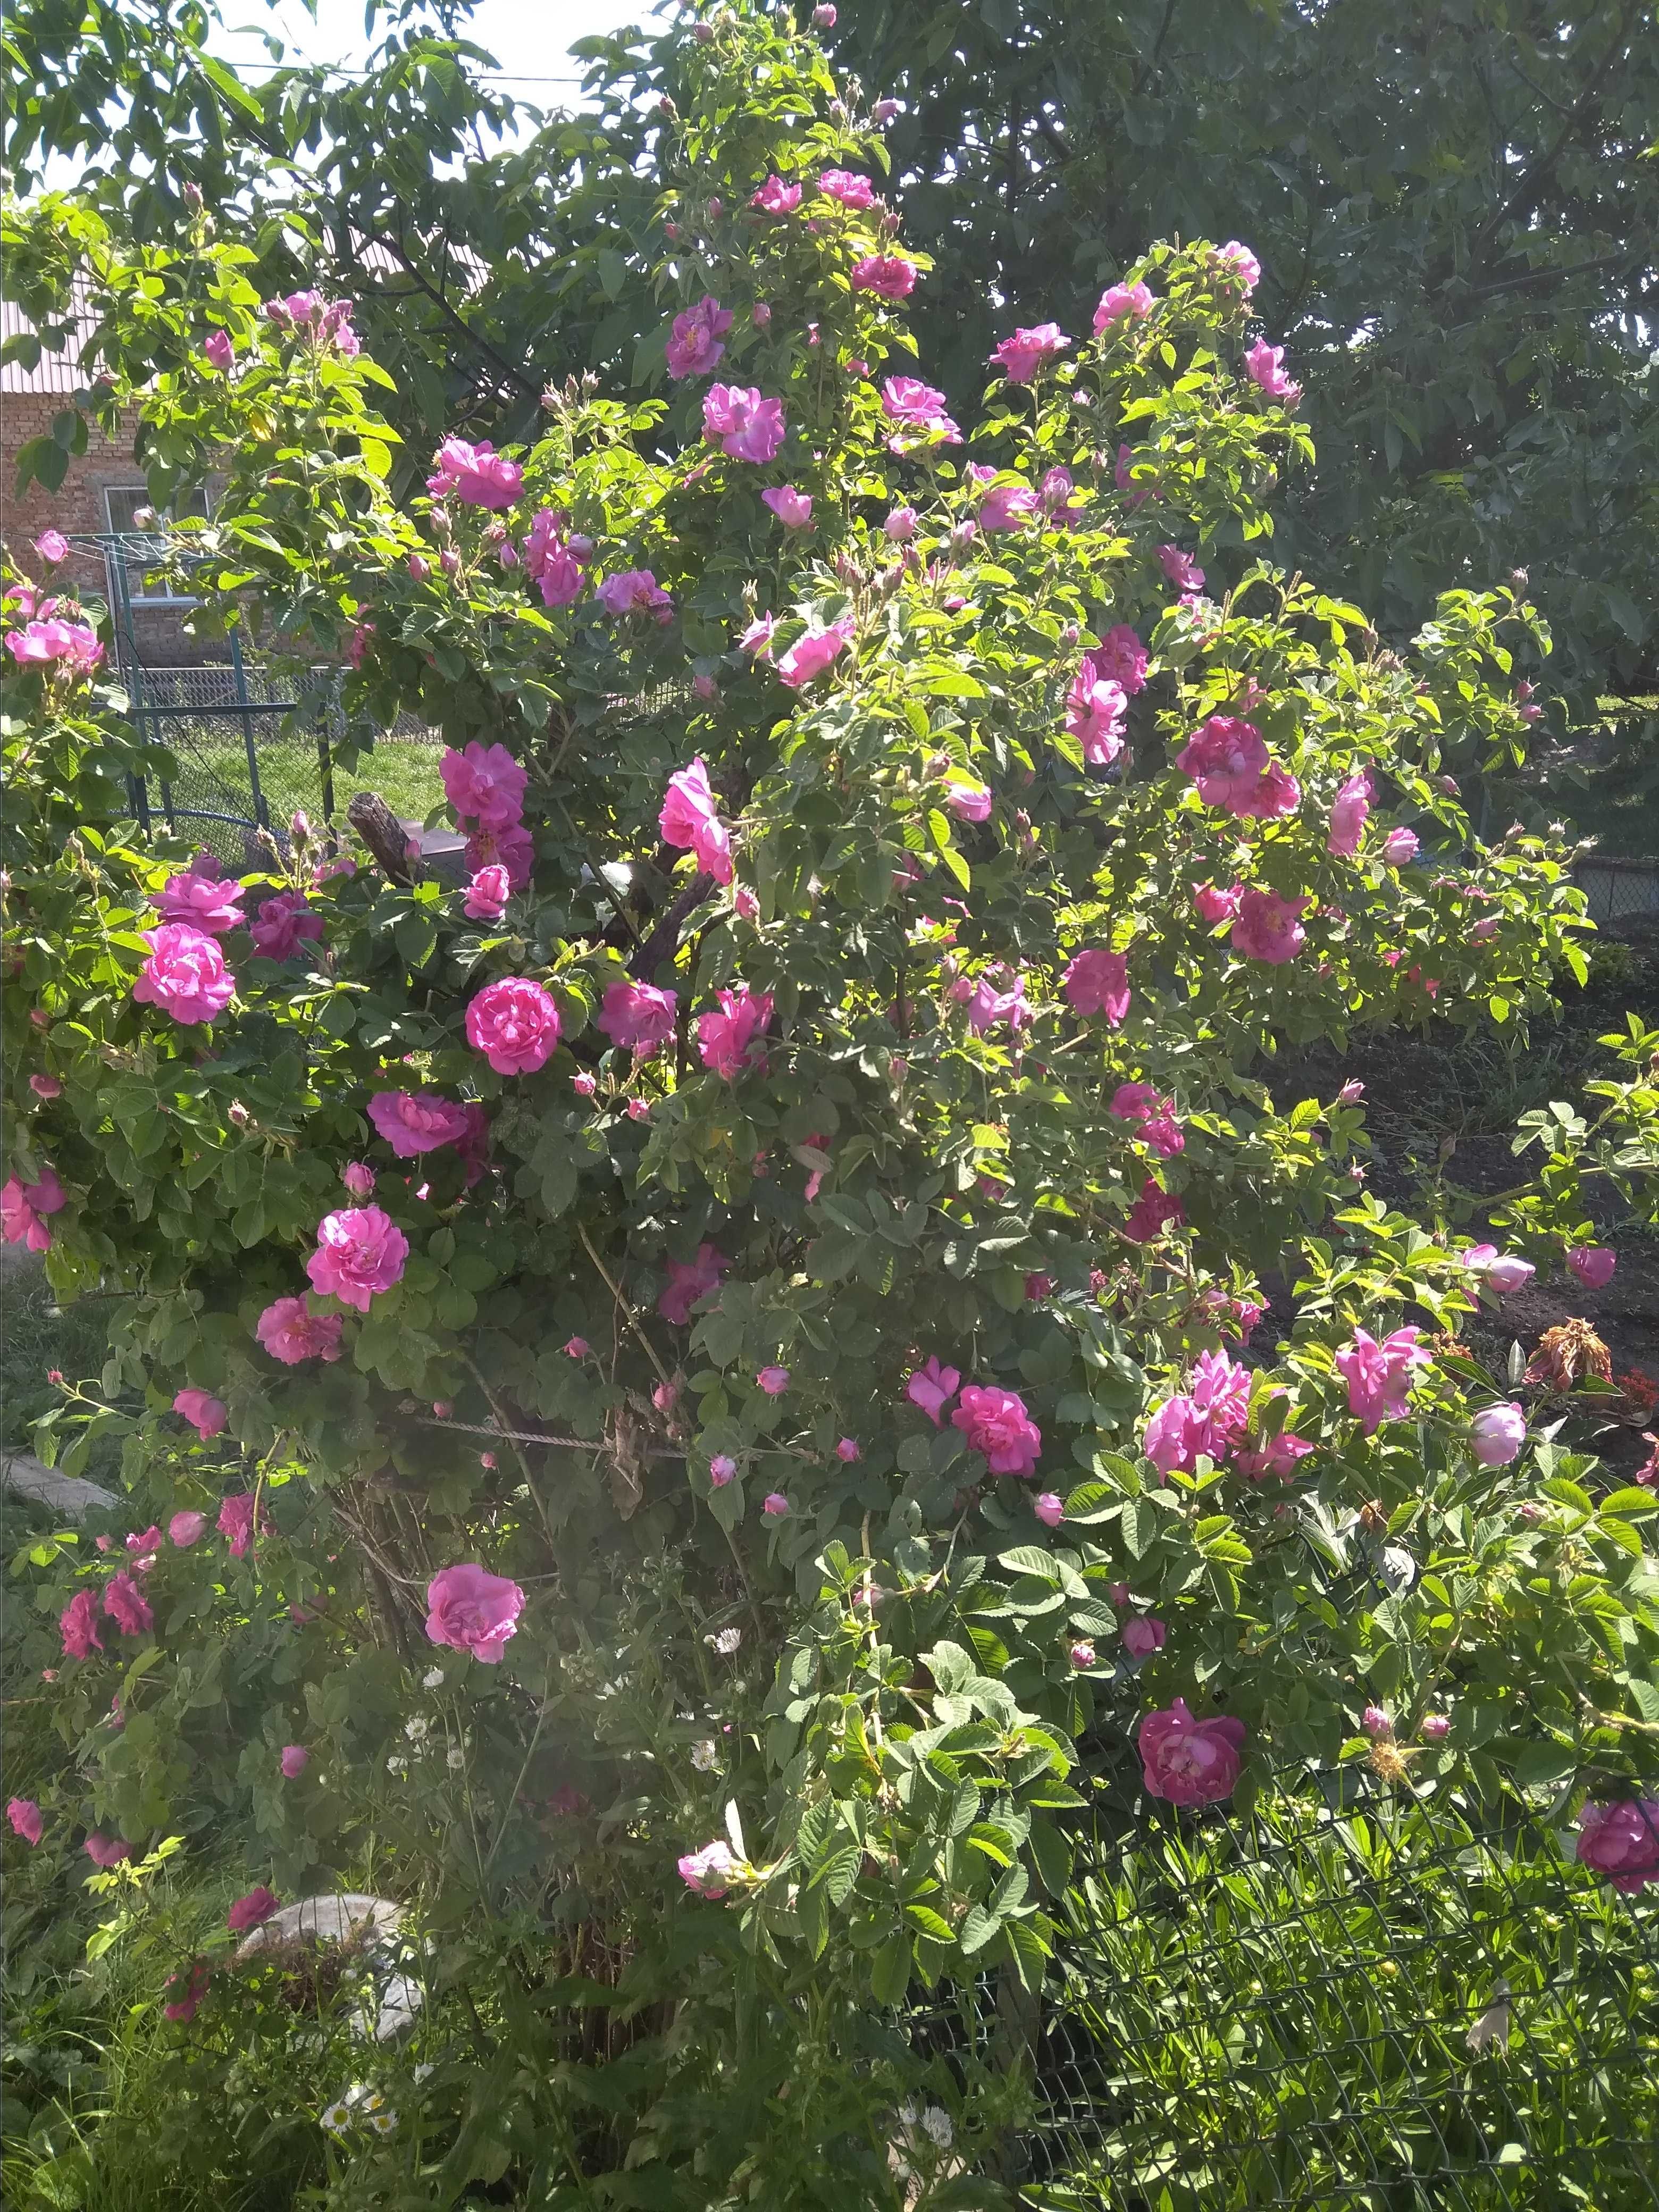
[4,2,1658,2194]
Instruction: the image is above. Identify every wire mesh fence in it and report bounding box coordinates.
[1008,1762,1658,2210]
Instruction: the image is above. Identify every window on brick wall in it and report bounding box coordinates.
[104,487,209,602]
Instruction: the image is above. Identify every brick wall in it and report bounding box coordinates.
[0,395,216,665]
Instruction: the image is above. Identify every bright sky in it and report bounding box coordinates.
[210,0,660,96]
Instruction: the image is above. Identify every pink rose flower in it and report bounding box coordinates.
[28,1073,61,1099]
[464,821,534,890]
[103,1571,153,1637]
[740,613,777,657]
[425,1562,525,1663]
[1194,882,1242,927]
[1093,281,1154,333]
[466,976,562,1074]
[1111,1082,1184,1158]
[1157,544,1204,592]
[572,1070,597,1098]
[709,1455,737,1487]
[60,1588,103,1658]
[203,326,236,375]
[665,295,734,380]
[1568,1245,1616,1289]
[1470,1402,1526,1466]
[367,1092,471,1159]
[851,253,918,300]
[426,438,523,509]
[678,1839,736,1895]
[906,1356,960,1426]
[702,384,786,464]
[2,1165,67,1252]
[761,484,814,529]
[756,1365,790,1396]
[1138,1697,1246,1805]
[248,890,322,960]
[125,1524,161,1570]
[697,984,773,1079]
[818,168,875,207]
[884,506,919,541]
[1142,1349,1252,1473]
[1335,1326,1429,1434]
[1244,336,1301,404]
[598,978,677,1056]
[84,1834,132,1869]
[254,1296,344,1365]
[880,376,961,449]
[1033,1491,1064,1528]
[658,1243,730,1324]
[836,1437,861,1462]
[750,176,802,214]
[162,1958,211,2023]
[1088,625,1149,696]
[659,756,734,885]
[1420,1713,1451,1741]
[1217,240,1261,291]
[157,868,246,936]
[1176,716,1275,813]
[169,1510,207,1547]
[227,1884,280,1933]
[305,1204,409,1311]
[945,780,993,822]
[5,618,105,673]
[1123,1177,1185,1244]
[1070,1640,1097,1670]
[1062,948,1130,1024]
[988,323,1071,383]
[563,1336,590,1359]
[777,621,851,688]
[596,568,674,619]
[1122,1616,1166,1659]
[1230,887,1308,965]
[463,864,512,923]
[33,527,70,564]
[173,1388,228,1439]
[6,1797,43,1845]
[952,1383,1042,1477]
[762,1490,790,1517]
[440,742,527,832]
[1380,826,1419,866]
[132,924,235,1025]
[1575,1799,1659,1892]
[979,482,1040,534]
[1460,1244,1535,1294]
[217,1493,260,1557]
[1326,768,1373,858]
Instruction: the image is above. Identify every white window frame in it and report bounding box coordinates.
[103,486,208,606]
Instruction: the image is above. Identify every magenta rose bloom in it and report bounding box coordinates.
[1230,887,1309,965]
[163,1957,212,2021]
[595,569,674,619]
[1067,669,1127,764]
[6,1797,44,1845]
[1084,625,1147,698]
[173,1388,227,1439]
[952,1383,1042,1477]
[1568,1245,1616,1290]
[1244,336,1301,404]
[678,1839,736,1895]
[599,979,677,1056]
[84,1834,132,1869]
[169,1510,207,1547]
[1123,1177,1185,1245]
[306,1204,409,1312]
[248,890,323,960]
[1217,240,1261,291]
[818,167,874,207]
[440,742,528,832]
[157,867,246,936]
[665,294,733,380]
[658,1242,730,1325]
[1576,1799,1659,1892]
[464,864,512,923]
[280,1745,309,1779]
[6,618,104,673]
[851,253,918,300]
[777,622,851,689]
[1138,1697,1247,1806]
[254,1296,343,1364]
[697,984,773,1079]
[1062,948,1130,1025]
[227,1884,280,1933]
[1176,716,1272,812]
[1335,1326,1429,1434]
[761,485,814,530]
[750,175,802,214]
[1093,280,1154,333]
[702,384,786,464]
[426,438,523,509]
[659,757,734,884]
[906,1355,960,1426]
[464,820,534,890]
[2,1165,68,1252]
[1194,881,1242,927]
[103,1571,153,1637]
[425,1562,525,1663]
[1158,543,1205,592]
[131,924,235,1025]
[367,1091,473,1158]
[988,322,1071,383]
[466,976,562,1075]
[60,1587,103,1659]
[1122,1616,1167,1658]
[217,1493,259,1557]
[1326,768,1373,858]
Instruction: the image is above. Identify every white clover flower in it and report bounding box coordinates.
[690,1739,719,1772]
[706,1626,742,1655]
[422,1667,445,1689]
[404,1716,429,1741]
[920,2105,954,2149]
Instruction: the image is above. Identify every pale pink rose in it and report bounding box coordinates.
[596,979,675,1058]
[702,384,786,463]
[750,176,802,214]
[1575,1800,1659,1892]
[280,1745,308,1779]
[1093,281,1154,333]
[6,1797,43,1844]
[464,864,512,922]
[306,1204,409,1311]
[697,984,773,1079]
[1327,769,1373,857]
[227,1884,280,1932]
[1380,826,1419,866]
[1335,1326,1429,1434]
[761,485,814,528]
[596,569,674,619]
[426,438,523,509]
[157,868,246,936]
[1568,1245,1615,1289]
[678,1839,736,1895]
[103,1570,152,1637]
[249,890,322,960]
[1470,1402,1526,1465]
[709,1455,737,1487]
[254,1296,344,1365]
[652,1379,680,1412]
[884,506,918,541]
[952,1384,1042,1476]
[658,1243,729,1324]
[84,1834,132,1869]
[1033,1491,1064,1528]
[777,621,851,688]
[132,924,235,1025]
[818,167,875,207]
[367,1092,470,1158]
[989,323,1071,383]
[173,1388,227,1439]
[1460,1244,1536,1294]
[1062,948,1130,1024]
[169,1511,207,1547]
[979,482,1039,533]
[1138,1697,1246,1805]
[1122,1616,1166,1659]
[425,1562,525,1662]
[757,1365,790,1396]
[440,742,527,832]
[740,613,777,657]
[466,976,561,1074]
[946,780,993,822]
[906,1356,960,1426]
[2,1166,67,1252]
[33,527,71,564]
[665,295,733,380]
[1230,887,1308,964]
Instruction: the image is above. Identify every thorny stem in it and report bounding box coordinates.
[579,1221,675,1389]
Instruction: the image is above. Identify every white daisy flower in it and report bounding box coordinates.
[690,1739,719,1772]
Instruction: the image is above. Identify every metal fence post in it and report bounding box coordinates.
[228,629,269,830]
